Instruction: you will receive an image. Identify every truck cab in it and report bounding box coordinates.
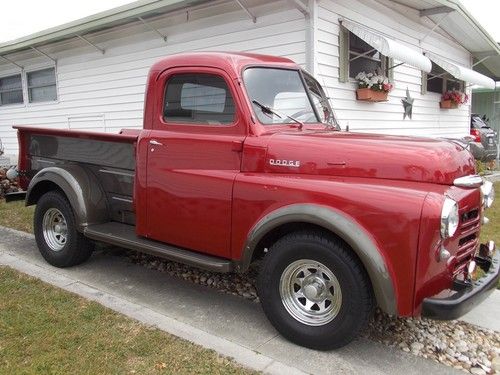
[10,52,499,350]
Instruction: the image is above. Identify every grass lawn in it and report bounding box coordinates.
[479,182,500,247]
[0,266,253,375]
[0,200,34,233]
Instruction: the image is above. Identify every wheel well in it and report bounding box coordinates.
[250,221,374,292]
[27,181,65,206]
[251,222,350,263]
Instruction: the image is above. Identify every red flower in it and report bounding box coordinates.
[442,90,468,105]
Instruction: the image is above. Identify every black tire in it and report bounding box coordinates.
[257,231,374,350]
[34,190,94,267]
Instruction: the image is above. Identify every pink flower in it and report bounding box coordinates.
[383,83,393,92]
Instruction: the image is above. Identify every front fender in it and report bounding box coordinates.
[238,204,397,315]
[26,165,109,231]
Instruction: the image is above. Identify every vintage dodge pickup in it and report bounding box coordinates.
[8,52,499,350]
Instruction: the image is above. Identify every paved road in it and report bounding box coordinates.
[0,226,461,375]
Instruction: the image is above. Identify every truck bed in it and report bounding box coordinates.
[15,126,137,225]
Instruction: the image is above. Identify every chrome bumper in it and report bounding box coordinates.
[422,242,499,320]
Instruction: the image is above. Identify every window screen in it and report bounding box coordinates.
[0,74,23,106]
[348,32,387,78]
[27,68,57,103]
[164,74,235,125]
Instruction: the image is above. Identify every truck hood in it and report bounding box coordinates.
[264,131,476,185]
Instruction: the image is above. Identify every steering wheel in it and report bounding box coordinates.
[280,109,317,123]
[289,109,311,118]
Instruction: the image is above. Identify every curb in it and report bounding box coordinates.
[0,245,306,375]
[484,172,500,182]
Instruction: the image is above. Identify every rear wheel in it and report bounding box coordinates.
[34,190,94,267]
[257,231,374,350]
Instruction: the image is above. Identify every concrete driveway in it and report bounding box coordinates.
[0,226,461,375]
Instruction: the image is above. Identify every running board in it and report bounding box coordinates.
[84,222,233,273]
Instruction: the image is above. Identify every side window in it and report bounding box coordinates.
[163,74,235,125]
[0,74,23,106]
[27,68,57,103]
[422,62,464,94]
[339,27,389,82]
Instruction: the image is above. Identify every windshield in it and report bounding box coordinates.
[302,71,339,129]
[243,68,319,125]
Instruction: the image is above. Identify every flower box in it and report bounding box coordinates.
[355,72,392,103]
[356,88,388,102]
[356,88,373,100]
[440,90,467,109]
[440,99,458,109]
[370,90,388,102]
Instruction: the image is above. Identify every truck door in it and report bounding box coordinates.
[145,67,246,258]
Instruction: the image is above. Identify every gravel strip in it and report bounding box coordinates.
[122,249,500,374]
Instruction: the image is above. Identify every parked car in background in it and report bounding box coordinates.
[469,114,498,162]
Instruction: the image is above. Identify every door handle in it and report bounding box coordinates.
[149,140,163,146]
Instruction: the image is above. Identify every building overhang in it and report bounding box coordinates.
[0,0,210,56]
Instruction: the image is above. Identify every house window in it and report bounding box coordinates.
[163,73,235,125]
[339,27,390,82]
[423,62,464,94]
[0,74,23,106]
[27,68,57,103]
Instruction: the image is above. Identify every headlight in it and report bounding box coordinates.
[481,180,495,208]
[441,197,459,239]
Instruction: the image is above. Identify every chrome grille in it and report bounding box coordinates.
[453,207,481,276]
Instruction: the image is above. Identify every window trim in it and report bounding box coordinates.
[26,66,58,104]
[0,73,24,107]
[339,26,391,83]
[160,70,240,129]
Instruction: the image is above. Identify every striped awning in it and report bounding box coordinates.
[341,19,432,73]
[426,52,495,89]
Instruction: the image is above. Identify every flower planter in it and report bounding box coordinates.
[356,88,373,100]
[356,88,388,102]
[370,90,388,102]
[440,100,458,109]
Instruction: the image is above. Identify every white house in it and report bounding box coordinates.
[0,0,498,162]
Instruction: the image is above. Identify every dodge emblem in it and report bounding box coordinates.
[269,159,301,167]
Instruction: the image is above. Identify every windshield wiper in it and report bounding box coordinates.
[252,100,303,130]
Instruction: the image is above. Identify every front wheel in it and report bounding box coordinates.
[257,231,374,350]
[34,190,94,267]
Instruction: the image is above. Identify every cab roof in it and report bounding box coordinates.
[149,52,299,77]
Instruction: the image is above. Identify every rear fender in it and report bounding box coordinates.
[26,165,109,231]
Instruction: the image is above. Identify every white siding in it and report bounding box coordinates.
[0,0,307,157]
[314,0,472,137]
[0,0,478,160]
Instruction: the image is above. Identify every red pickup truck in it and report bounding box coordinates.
[9,52,499,350]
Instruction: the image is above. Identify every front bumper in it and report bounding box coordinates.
[422,243,499,320]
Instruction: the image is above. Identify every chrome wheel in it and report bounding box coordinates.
[279,259,342,326]
[42,208,68,252]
